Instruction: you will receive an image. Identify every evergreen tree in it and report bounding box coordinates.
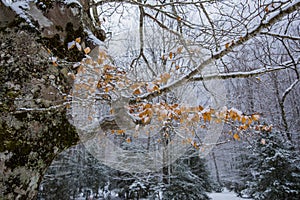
[163,148,213,200]
[241,131,300,200]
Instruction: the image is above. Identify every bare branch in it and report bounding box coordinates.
[129,0,300,103]
[191,66,288,81]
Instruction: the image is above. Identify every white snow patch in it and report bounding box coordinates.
[208,188,251,200]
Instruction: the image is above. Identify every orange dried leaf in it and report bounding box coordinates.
[241,116,247,124]
[233,133,240,141]
[225,42,230,49]
[84,47,91,54]
[105,74,113,80]
[104,87,110,93]
[52,61,58,67]
[192,141,199,149]
[144,103,152,109]
[247,118,253,125]
[117,130,125,135]
[265,6,269,12]
[126,137,131,143]
[198,105,204,112]
[252,114,260,121]
[75,37,81,43]
[152,85,160,92]
[203,112,211,123]
[169,52,173,59]
[229,110,238,121]
[130,83,141,90]
[239,124,248,130]
[133,88,142,95]
[177,46,183,54]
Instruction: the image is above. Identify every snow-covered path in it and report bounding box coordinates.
[208,189,249,200]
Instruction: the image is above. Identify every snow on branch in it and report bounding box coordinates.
[191,66,287,81]
[132,0,300,102]
[281,79,299,102]
[261,32,300,40]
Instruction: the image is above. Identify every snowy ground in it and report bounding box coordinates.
[208,188,250,200]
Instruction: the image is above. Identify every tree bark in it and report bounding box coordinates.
[0,0,105,199]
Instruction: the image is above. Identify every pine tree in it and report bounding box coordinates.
[241,131,300,200]
[163,148,213,200]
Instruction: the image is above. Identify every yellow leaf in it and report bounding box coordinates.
[176,46,183,54]
[104,64,116,71]
[192,141,199,149]
[225,42,230,49]
[75,37,81,43]
[104,74,113,81]
[152,85,160,92]
[52,61,58,67]
[202,112,211,123]
[252,114,260,121]
[247,118,253,125]
[241,116,247,124]
[104,87,110,93]
[198,105,204,112]
[117,130,125,135]
[133,88,142,95]
[229,110,238,121]
[169,52,173,59]
[126,137,131,143]
[239,124,248,130]
[233,133,240,141]
[84,47,91,54]
[110,109,114,114]
[144,103,152,109]
[265,6,269,12]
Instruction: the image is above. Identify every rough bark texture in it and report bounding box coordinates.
[0,0,106,199]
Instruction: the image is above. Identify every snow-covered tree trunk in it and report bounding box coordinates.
[0,1,106,199]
